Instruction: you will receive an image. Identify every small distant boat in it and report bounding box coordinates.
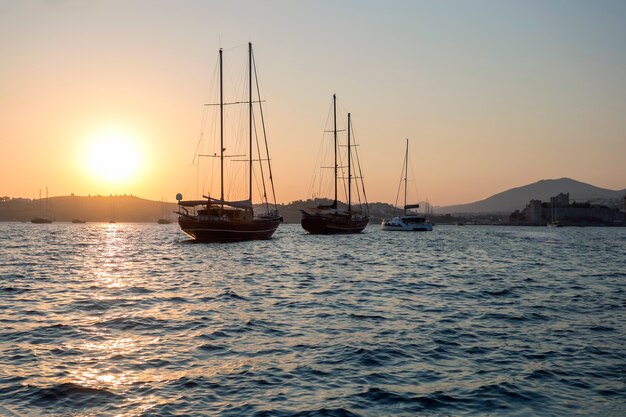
[157,197,171,224]
[300,95,369,234]
[381,139,433,232]
[31,188,53,224]
[31,217,52,224]
[547,199,562,227]
[71,219,86,224]
[176,43,281,242]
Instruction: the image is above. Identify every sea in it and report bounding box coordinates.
[0,222,624,416]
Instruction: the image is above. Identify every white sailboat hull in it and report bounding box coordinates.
[381,216,433,231]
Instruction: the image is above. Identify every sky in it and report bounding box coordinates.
[1,0,625,206]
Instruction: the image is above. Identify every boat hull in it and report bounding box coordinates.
[31,218,53,224]
[178,216,281,242]
[301,211,369,235]
[380,223,433,231]
[381,216,433,231]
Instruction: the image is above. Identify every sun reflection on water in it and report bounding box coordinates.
[77,337,160,356]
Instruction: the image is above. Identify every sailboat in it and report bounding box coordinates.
[176,43,281,242]
[31,188,53,224]
[547,198,561,227]
[71,194,86,223]
[157,197,171,224]
[300,95,369,234]
[381,139,433,231]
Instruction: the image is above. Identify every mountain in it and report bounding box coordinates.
[0,195,178,222]
[3,179,623,221]
[437,178,625,214]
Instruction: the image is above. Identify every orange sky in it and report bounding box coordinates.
[1,1,625,206]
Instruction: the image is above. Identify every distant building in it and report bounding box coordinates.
[510,193,624,226]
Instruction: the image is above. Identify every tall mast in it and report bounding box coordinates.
[248,43,253,204]
[219,48,224,202]
[348,113,352,214]
[404,139,408,215]
[333,94,337,208]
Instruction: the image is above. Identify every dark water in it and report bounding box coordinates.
[0,223,624,416]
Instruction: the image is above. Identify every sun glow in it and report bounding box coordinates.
[85,128,142,183]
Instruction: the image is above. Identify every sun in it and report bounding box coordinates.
[85,128,142,183]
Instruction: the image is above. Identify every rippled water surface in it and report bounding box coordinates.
[0,223,624,416]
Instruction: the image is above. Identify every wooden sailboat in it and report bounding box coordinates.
[300,95,369,234]
[176,43,281,242]
[31,188,53,224]
[381,139,433,231]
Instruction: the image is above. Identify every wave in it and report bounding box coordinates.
[95,316,169,331]
[253,408,360,417]
[28,382,120,408]
[354,387,461,411]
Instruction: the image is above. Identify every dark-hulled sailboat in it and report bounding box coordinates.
[176,43,281,242]
[31,188,53,224]
[301,95,369,234]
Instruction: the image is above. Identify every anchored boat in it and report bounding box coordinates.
[381,139,433,231]
[176,43,281,242]
[300,95,369,234]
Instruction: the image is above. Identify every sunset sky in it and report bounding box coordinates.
[1,0,625,206]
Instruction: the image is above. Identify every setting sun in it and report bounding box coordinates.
[84,128,143,184]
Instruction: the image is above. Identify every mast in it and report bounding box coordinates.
[404,139,408,215]
[219,48,224,203]
[347,113,352,214]
[333,94,337,209]
[248,42,253,204]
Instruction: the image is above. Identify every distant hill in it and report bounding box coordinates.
[437,178,625,214]
[0,195,178,222]
[3,178,623,222]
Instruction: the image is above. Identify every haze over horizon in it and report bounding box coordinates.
[2,0,625,206]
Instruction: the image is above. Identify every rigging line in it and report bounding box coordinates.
[307,99,333,200]
[192,56,220,163]
[202,154,246,158]
[350,122,364,209]
[252,163,264,208]
[394,144,406,215]
[351,122,369,214]
[204,100,266,106]
[252,110,270,212]
[252,48,277,211]
[221,42,248,52]
[408,154,420,205]
[356,146,369,213]
[222,58,247,202]
[337,125,348,207]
